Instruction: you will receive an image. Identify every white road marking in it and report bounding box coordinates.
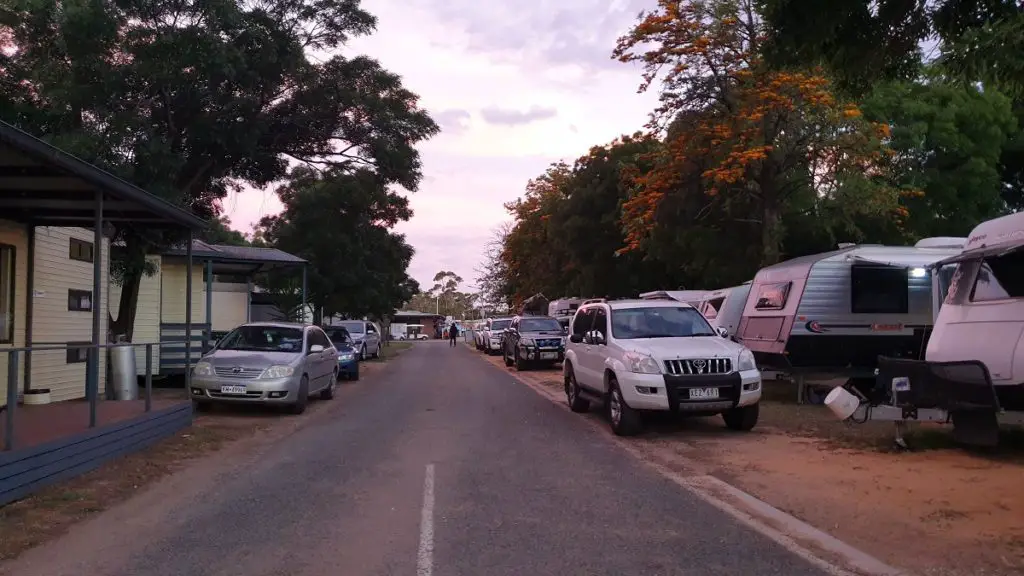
[417,463,435,576]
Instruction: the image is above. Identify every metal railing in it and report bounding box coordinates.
[2,341,189,452]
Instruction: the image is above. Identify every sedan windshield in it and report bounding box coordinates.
[611,307,716,339]
[326,329,352,345]
[338,321,365,334]
[490,319,511,330]
[217,325,304,352]
[520,318,563,332]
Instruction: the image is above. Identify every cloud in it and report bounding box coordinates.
[224,0,661,291]
[480,105,558,126]
[433,108,472,135]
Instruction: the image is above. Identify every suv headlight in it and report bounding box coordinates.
[520,337,534,346]
[623,351,661,374]
[260,365,295,379]
[192,361,213,376]
[737,348,757,371]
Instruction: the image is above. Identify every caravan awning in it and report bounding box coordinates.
[847,251,962,268]
[931,243,1024,268]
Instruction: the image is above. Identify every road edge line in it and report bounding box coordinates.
[417,463,435,576]
[484,358,910,576]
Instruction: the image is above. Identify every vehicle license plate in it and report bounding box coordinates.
[540,352,558,360]
[220,385,247,394]
[689,387,719,400]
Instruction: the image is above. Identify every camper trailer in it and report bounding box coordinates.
[697,282,752,337]
[736,239,966,398]
[835,216,1024,447]
[549,297,584,331]
[639,290,711,306]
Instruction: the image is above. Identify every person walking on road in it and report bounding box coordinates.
[449,321,459,347]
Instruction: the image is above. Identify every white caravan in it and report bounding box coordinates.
[696,282,752,338]
[835,216,1024,448]
[736,238,965,401]
[639,290,711,306]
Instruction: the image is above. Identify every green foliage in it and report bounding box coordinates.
[200,216,252,246]
[256,167,419,322]
[1,0,437,336]
[861,79,1019,237]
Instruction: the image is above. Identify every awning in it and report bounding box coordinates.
[847,251,962,268]
[931,243,1024,268]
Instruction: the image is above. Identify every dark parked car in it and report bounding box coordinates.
[325,327,360,381]
[502,315,566,371]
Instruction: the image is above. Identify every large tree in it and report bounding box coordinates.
[256,167,419,323]
[0,0,438,339]
[613,0,900,266]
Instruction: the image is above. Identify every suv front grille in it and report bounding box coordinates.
[664,358,732,376]
[535,338,561,348]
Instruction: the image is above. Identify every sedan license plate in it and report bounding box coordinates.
[688,387,719,400]
[540,352,558,360]
[220,385,247,395]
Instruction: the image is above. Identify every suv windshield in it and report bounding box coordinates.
[326,329,352,345]
[520,317,563,332]
[611,307,716,339]
[490,319,511,330]
[338,321,364,334]
[217,325,304,352]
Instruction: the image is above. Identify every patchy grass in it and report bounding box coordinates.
[365,341,413,362]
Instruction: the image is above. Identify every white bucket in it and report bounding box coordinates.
[23,389,51,405]
[824,386,859,421]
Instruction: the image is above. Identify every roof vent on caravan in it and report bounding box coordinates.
[914,237,967,249]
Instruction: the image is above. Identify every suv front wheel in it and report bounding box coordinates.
[607,377,642,436]
[723,403,759,431]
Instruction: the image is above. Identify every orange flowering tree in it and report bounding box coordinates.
[613,0,903,265]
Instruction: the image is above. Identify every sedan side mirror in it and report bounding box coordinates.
[569,333,584,344]
[716,326,730,338]
[309,344,325,353]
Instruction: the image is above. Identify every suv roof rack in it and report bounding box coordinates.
[582,298,606,305]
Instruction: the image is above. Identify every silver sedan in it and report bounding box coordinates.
[189,322,339,414]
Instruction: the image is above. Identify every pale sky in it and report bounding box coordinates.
[222,0,659,290]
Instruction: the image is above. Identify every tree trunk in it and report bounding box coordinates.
[760,200,782,267]
[313,304,323,326]
[109,268,143,342]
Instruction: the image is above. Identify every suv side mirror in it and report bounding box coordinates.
[309,344,325,353]
[716,326,729,338]
[569,333,584,344]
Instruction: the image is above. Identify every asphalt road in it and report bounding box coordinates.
[4,342,831,576]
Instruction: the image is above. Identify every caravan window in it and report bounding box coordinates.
[851,266,909,314]
[971,249,1024,302]
[702,297,725,319]
[754,282,790,310]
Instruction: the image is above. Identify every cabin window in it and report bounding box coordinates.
[850,266,908,314]
[0,244,14,343]
[971,249,1024,302]
[754,282,790,310]
[66,342,90,364]
[69,238,94,263]
[68,289,93,312]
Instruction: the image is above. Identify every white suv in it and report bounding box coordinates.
[563,299,762,436]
